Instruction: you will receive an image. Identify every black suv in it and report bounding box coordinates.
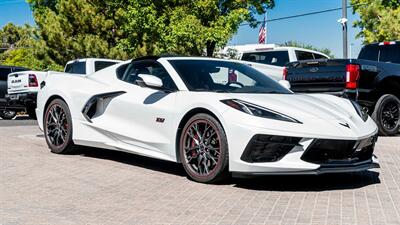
[0,65,29,119]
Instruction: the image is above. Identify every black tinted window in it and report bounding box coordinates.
[296,51,314,60]
[242,51,290,67]
[119,60,177,90]
[95,61,118,72]
[0,68,12,81]
[379,45,400,64]
[358,45,379,61]
[313,53,328,59]
[65,62,86,74]
[169,59,292,94]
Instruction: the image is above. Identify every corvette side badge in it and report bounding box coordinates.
[156,118,165,123]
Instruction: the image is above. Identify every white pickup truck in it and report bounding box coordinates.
[6,58,122,119]
[221,44,330,81]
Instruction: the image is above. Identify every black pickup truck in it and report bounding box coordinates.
[285,41,400,136]
[0,65,29,119]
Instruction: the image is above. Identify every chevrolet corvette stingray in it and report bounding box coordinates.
[36,56,379,183]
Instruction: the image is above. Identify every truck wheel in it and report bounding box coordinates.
[372,94,400,136]
[0,110,17,120]
[26,106,37,120]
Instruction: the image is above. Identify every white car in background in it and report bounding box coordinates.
[6,58,122,119]
[221,44,330,80]
[36,56,378,183]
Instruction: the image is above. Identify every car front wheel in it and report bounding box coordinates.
[179,113,229,183]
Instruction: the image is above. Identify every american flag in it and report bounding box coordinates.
[258,17,266,44]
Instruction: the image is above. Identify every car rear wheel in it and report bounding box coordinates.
[0,110,17,120]
[179,113,229,183]
[44,99,78,154]
[372,94,400,136]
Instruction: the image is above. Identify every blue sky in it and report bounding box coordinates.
[0,0,363,58]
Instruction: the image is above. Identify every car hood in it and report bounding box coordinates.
[222,93,353,120]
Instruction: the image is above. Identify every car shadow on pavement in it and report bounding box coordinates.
[75,147,380,191]
[232,171,380,192]
[77,147,187,177]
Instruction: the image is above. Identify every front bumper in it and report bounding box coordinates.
[222,107,379,175]
[233,157,379,177]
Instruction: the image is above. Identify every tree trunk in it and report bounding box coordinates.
[206,41,216,57]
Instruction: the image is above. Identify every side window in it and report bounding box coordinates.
[0,68,11,81]
[242,51,289,67]
[295,51,315,60]
[119,60,177,90]
[313,53,328,59]
[64,64,73,73]
[379,45,400,64]
[65,62,86,74]
[94,61,118,72]
[358,45,379,61]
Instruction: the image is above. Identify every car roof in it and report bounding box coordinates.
[65,58,123,64]
[0,65,30,70]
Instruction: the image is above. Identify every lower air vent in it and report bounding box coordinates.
[241,135,302,163]
[301,136,377,165]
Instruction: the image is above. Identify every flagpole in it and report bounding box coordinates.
[264,12,267,44]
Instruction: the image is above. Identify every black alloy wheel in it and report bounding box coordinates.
[44,99,78,154]
[180,113,229,183]
[372,94,400,136]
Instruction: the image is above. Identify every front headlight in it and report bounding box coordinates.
[350,100,368,122]
[221,99,302,123]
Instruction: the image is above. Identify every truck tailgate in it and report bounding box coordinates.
[286,59,348,93]
[7,73,30,94]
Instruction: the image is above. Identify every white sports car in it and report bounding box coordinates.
[36,56,379,183]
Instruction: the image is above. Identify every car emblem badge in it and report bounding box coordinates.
[310,67,319,72]
[156,118,165,123]
[339,122,350,129]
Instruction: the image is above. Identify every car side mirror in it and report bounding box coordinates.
[137,74,163,88]
[278,80,291,90]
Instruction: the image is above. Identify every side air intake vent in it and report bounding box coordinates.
[82,91,125,122]
[241,135,302,163]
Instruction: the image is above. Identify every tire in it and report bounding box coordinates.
[26,106,37,120]
[44,99,78,154]
[371,94,400,136]
[0,110,17,120]
[179,113,229,183]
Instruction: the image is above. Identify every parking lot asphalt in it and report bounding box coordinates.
[1,121,400,225]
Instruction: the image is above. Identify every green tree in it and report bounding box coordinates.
[0,23,62,71]
[29,0,274,60]
[281,41,335,58]
[121,0,275,56]
[351,0,400,43]
[28,0,129,65]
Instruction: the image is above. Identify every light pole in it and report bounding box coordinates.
[337,2,348,58]
[349,43,354,58]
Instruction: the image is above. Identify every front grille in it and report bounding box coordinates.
[241,135,302,163]
[301,136,377,165]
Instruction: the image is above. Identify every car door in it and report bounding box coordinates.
[94,60,180,160]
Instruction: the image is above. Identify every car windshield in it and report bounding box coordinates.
[168,59,292,94]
